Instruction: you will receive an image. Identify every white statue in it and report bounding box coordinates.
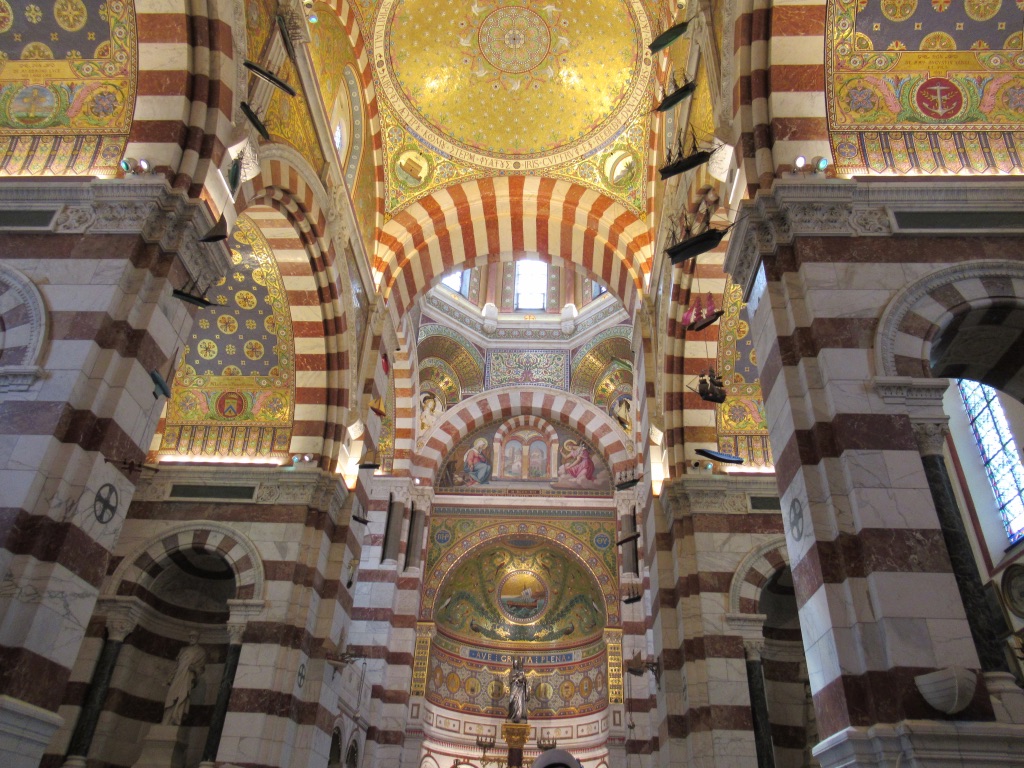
[163,631,206,726]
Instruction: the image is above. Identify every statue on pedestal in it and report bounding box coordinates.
[508,656,529,723]
[163,632,206,726]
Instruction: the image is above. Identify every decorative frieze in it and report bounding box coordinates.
[0,180,231,290]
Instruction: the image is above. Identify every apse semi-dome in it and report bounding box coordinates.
[433,535,606,648]
[374,0,653,169]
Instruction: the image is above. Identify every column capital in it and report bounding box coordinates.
[106,616,137,643]
[743,638,765,661]
[912,420,950,457]
[225,623,246,645]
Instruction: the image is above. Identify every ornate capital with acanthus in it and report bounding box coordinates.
[912,420,950,457]
[226,623,247,645]
[743,638,765,661]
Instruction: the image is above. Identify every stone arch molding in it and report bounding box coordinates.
[875,260,1024,379]
[0,262,48,392]
[413,386,632,482]
[728,536,789,616]
[104,521,265,603]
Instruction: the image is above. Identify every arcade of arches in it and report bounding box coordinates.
[3,1,1024,768]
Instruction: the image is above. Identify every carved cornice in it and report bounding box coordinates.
[872,377,950,425]
[133,465,347,514]
[661,474,779,520]
[724,179,1024,301]
[0,179,231,289]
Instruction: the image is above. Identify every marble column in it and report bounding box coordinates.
[744,640,775,768]
[913,420,1010,673]
[61,616,137,768]
[199,623,245,766]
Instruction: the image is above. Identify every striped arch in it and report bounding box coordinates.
[729,536,789,615]
[237,149,355,469]
[106,522,265,602]
[317,0,386,242]
[413,387,632,482]
[0,262,48,391]
[375,177,653,318]
[129,1,241,214]
[876,261,1024,394]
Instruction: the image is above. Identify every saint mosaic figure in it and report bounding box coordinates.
[508,655,529,723]
[163,631,207,725]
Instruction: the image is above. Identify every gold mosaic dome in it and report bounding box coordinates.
[374,0,653,169]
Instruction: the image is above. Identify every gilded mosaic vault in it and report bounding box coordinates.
[370,0,655,214]
[159,213,295,460]
[827,0,1024,174]
[0,0,137,176]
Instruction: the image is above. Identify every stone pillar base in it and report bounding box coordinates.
[0,694,64,768]
[132,723,186,768]
[813,721,1024,767]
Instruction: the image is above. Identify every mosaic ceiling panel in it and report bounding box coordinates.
[264,53,326,176]
[716,282,773,469]
[0,0,137,176]
[371,0,654,214]
[159,214,294,459]
[827,0,1024,174]
[430,534,609,647]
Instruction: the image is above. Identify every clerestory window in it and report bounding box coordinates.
[957,379,1024,545]
[514,260,547,310]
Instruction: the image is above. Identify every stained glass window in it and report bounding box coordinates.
[514,261,547,310]
[441,271,463,292]
[957,379,1024,545]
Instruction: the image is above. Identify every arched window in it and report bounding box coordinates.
[957,379,1024,545]
[514,261,547,310]
[441,270,470,297]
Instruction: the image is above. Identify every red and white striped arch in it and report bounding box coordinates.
[317,0,386,240]
[412,387,632,483]
[375,177,654,318]
[235,149,356,470]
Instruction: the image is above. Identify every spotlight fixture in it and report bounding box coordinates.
[648,17,694,53]
[811,156,829,173]
[244,60,297,97]
[240,101,271,141]
[794,155,807,170]
[666,227,728,264]
[655,79,696,112]
[659,148,712,181]
[695,447,745,465]
[118,157,152,175]
[199,214,228,243]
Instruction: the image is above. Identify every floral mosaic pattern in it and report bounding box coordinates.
[0,0,137,175]
[827,0,1024,174]
[159,214,295,460]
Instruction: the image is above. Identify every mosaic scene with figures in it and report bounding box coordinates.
[5,1,1024,768]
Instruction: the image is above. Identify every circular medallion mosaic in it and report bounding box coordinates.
[497,569,549,624]
[479,6,550,73]
[376,0,653,167]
